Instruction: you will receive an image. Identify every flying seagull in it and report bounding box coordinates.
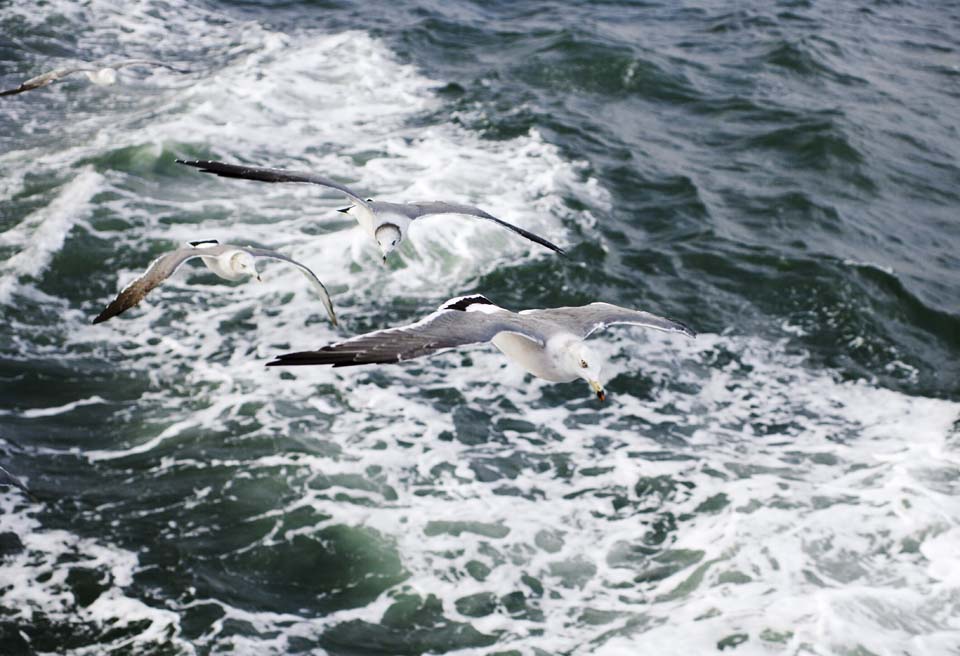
[93,240,337,325]
[175,159,566,261]
[0,464,31,497]
[267,295,694,401]
[1,59,191,96]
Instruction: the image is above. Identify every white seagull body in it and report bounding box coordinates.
[93,240,337,325]
[0,59,191,96]
[175,159,566,261]
[267,295,695,400]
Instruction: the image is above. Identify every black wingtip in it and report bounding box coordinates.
[441,295,496,312]
[672,320,696,339]
[265,351,318,367]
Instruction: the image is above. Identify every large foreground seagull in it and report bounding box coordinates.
[177,159,566,261]
[268,295,695,400]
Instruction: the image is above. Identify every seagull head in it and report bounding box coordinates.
[568,343,605,402]
[375,223,402,262]
[231,251,261,281]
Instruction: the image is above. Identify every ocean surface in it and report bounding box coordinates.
[1,1,959,654]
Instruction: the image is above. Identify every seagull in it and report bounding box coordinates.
[0,59,191,96]
[175,159,566,261]
[0,464,31,496]
[267,295,694,401]
[93,240,337,325]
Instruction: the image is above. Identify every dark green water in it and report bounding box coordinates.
[1,1,958,654]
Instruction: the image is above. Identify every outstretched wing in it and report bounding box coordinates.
[92,247,209,324]
[111,59,193,74]
[521,302,695,339]
[267,308,543,367]
[244,247,337,326]
[176,159,371,208]
[0,464,31,496]
[0,67,89,96]
[406,201,565,255]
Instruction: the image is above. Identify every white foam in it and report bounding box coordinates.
[2,0,958,653]
[0,168,102,303]
[1,395,109,418]
[87,328,956,654]
[0,494,189,652]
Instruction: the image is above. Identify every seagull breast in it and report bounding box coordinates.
[200,252,244,281]
[86,68,118,85]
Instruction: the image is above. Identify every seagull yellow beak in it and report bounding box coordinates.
[589,380,606,402]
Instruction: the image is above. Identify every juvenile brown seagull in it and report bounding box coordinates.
[94,240,337,325]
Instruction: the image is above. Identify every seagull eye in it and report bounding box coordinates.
[580,359,588,369]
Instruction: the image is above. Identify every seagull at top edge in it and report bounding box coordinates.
[0,59,192,96]
[176,159,566,262]
[267,294,695,402]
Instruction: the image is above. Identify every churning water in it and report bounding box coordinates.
[1,1,959,654]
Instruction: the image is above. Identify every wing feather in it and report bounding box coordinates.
[267,308,543,367]
[0,68,83,96]
[176,159,370,208]
[406,201,565,255]
[244,247,337,326]
[92,248,204,324]
[0,465,30,495]
[522,302,695,339]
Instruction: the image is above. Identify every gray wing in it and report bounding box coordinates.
[92,246,213,324]
[522,302,696,339]
[267,308,543,367]
[0,464,30,495]
[244,247,337,326]
[405,201,565,255]
[176,160,371,208]
[0,67,92,96]
[110,59,193,74]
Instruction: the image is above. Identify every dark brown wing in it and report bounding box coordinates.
[93,247,209,324]
[0,68,82,96]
